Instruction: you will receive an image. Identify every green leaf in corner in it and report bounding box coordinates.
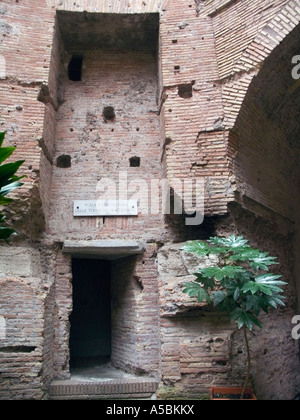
[0,160,25,184]
[209,235,249,249]
[0,226,17,242]
[200,265,244,281]
[250,253,279,271]
[0,132,5,147]
[230,308,263,330]
[255,273,285,285]
[0,146,16,165]
[229,248,260,262]
[181,240,211,257]
[193,273,215,289]
[183,282,211,304]
[266,294,286,309]
[242,281,260,294]
[212,290,226,306]
[0,180,24,197]
[0,196,13,205]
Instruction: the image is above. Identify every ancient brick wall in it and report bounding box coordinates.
[0,0,300,400]
[0,247,46,399]
[160,1,231,216]
[48,30,165,242]
[111,245,160,375]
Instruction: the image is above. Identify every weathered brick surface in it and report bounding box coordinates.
[111,245,160,375]
[0,0,300,400]
[160,2,232,215]
[48,46,164,242]
[0,253,45,399]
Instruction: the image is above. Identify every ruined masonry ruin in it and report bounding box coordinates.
[0,0,300,400]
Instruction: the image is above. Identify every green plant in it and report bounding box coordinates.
[182,235,286,399]
[0,132,25,242]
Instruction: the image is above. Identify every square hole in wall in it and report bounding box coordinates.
[129,156,141,167]
[178,83,193,98]
[57,154,71,168]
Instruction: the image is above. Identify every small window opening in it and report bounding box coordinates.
[129,156,140,167]
[68,55,83,81]
[174,65,180,74]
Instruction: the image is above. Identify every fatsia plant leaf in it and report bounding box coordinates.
[266,295,286,309]
[250,254,279,271]
[229,249,260,262]
[200,265,244,281]
[181,240,211,257]
[212,290,226,306]
[0,180,24,196]
[0,160,25,184]
[255,273,285,285]
[209,235,249,249]
[183,282,211,303]
[243,274,286,296]
[182,234,286,333]
[193,273,215,289]
[0,147,16,165]
[0,226,17,241]
[242,281,260,294]
[0,196,13,205]
[230,308,263,330]
[0,132,25,242]
[0,132,5,148]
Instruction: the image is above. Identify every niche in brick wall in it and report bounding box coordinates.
[178,83,193,99]
[51,11,161,379]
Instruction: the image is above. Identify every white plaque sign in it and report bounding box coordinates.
[74,200,138,217]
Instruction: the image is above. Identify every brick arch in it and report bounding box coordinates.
[221,0,300,129]
[228,19,300,221]
[232,0,300,75]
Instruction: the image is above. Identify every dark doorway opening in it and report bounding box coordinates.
[69,258,111,369]
[68,55,83,81]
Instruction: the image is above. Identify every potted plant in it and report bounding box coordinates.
[182,235,286,400]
